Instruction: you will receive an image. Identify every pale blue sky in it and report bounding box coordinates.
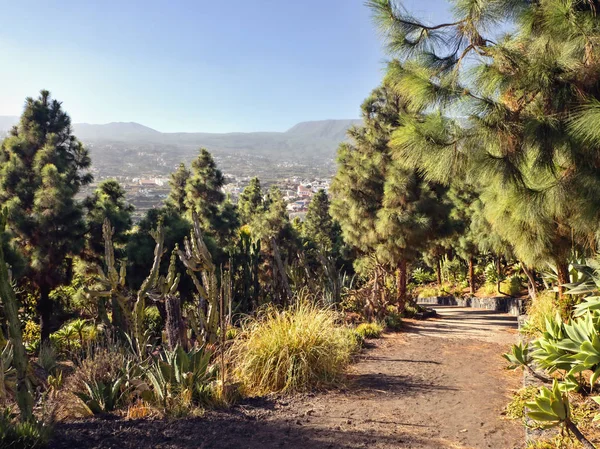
[0,1,452,132]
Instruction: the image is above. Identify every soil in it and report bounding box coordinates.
[51,306,524,449]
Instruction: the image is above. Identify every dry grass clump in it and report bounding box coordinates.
[355,322,384,339]
[68,347,126,394]
[229,302,358,396]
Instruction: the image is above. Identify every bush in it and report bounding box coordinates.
[384,310,403,331]
[50,319,96,354]
[411,267,435,285]
[522,290,556,336]
[355,322,384,339]
[38,343,57,375]
[67,346,146,415]
[415,285,439,298]
[0,409,52,449]
[500,274,523,296]
[477,282,498,296]
[229,302,358,395]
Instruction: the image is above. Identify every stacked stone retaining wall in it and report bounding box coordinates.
[417,295,526,316]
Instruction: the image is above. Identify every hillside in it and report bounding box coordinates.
[0,117,360,162]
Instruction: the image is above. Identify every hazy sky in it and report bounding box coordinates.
[0,0,452,133]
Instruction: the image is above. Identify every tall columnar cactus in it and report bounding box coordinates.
[147,247,183,350]
[86,220,132,334]
[133,221,165,352]
[0,209,33,421]
[177,212,223,345]
[235,232,261,312]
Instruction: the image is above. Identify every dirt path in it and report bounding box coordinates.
[52,306,524,449]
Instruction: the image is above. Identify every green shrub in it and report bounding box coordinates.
[229,302,358,395]
[0,409,51,449]
[411,267,435,284]
[500,274,523,296]
[355,322,384,339]
[478,282,498,296]
[38,343,57,375]
[50,319,96,354]
[416,285,439,298]
[522,290,556,336]
[68,347,145,415]
[484,262,503,284]
[351,330,365,347]
[384,309,403,331]
[144,306,163,340]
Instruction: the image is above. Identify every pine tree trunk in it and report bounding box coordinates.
[436,258,442,286]
[397,259,408,312]
[496,257,502,294]
[38,284,53,343]
[165,295,185,350]
[468,256,475,295]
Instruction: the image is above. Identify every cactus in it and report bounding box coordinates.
[86,219,132,335]
[147,247,184,350]
[0,209,33,421]
[132,221,165,353]
[234,231,261,312]
[177,212,228,345]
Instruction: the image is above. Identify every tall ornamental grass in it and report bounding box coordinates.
[230,302,358,395]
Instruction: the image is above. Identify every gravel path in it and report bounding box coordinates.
[52,306,524,449]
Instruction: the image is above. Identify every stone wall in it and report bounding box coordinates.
[417,295,526,316]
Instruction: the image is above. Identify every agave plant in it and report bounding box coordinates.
[146,345,216,408]
[74,376,127,414]
[525,381,596,449]
[505,308,600,447]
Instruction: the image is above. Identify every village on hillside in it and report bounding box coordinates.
[82,172,330,222]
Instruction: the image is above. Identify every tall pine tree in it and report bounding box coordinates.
[238,177,264,226]
[331,85,452,309]
[84,179,133,263]
[167,162,190,213]
[0,91,92,340]
[369,0,600,297]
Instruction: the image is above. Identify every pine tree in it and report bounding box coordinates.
[0,91,92,341]
[302,189,335,254]
[167,163,190,213]
[368,0,600,297]
[238,177,264,225]
[331,85,452,309]
[84,179,134,263]
[212,195,240,249]
[184,148,225,231]
[251,186,299,304]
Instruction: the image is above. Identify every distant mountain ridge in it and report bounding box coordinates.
[0,116,361,162]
